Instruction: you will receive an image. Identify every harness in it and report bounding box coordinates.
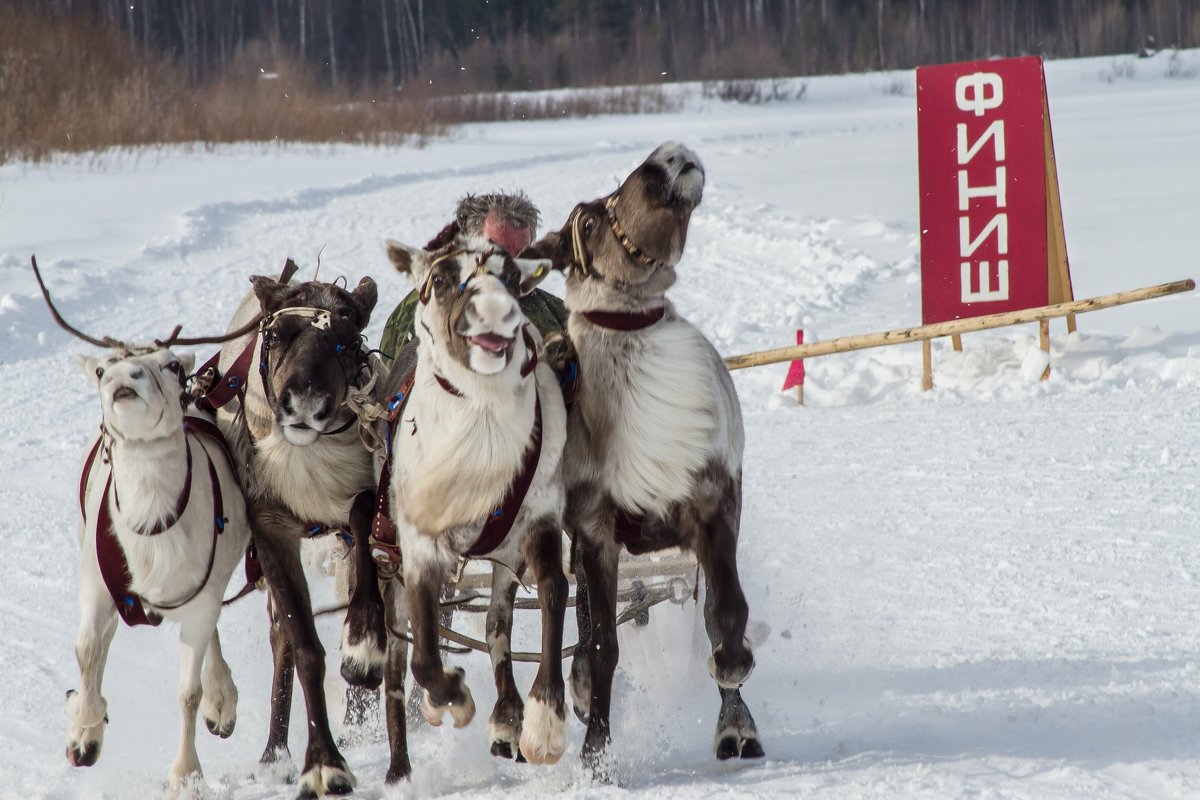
[192,305,370,572]
[82,413,234,627]
[370,326,544,572]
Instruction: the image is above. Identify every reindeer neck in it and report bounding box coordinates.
[564,275,670,317]
[107,426,190,532]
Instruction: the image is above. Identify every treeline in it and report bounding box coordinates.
[9,0,1200,94]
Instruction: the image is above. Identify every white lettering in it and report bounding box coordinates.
[957,120,1006,164]
[958,166,1007,211]
[959,213,1008,257]
[960,260,1010,303]
[955,72,1004,117]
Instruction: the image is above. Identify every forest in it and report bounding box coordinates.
[12,0,1199,92]
[2,1,1197,163]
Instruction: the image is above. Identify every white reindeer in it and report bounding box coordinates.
[377,240,570,768]
[36,260,253,790]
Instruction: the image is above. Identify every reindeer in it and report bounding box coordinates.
[209,268,387,797]
[373,239,569,774]
[32,258,255,790]
[522,143,765,773]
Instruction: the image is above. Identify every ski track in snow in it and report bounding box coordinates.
[1,50,1199,799]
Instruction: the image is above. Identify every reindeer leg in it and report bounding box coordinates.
[702,580,764,760]
[574,530,620,778]
[167,613,215,788]
[65,566,117,769]
[485,566,524,761]
[201,627,238,739]
[406,561,476,729]
[253,519,355,798]
[568,543,592,724]
[519,523,568,766]
[382,578,412,783]
[259,586,296,773]
[341,491,386,691]
[693,490,755,693]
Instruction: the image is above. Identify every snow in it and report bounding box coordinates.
[2,49,1199,799]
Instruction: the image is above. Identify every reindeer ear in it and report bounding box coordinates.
[76,353,103,385]
[386,240,420,279]
[513,258,554,297]
[177,351,196,376]
[519,231,570,273]
[351,276,378,325]
[249,275,290,314]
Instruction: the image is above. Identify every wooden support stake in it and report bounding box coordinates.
[951,334,963,352]
[723,279,1195,372]
[922,339,933,391]
[1039,318,1051,381]
[796,384,804,406]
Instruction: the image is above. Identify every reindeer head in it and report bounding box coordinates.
[386,240,551,376]
[249,276,378,446]
[524,141,705,298]
[78,348,196,442]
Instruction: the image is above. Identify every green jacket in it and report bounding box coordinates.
[378,288,568,369]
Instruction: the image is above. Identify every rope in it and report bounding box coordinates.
[342,370,388,452]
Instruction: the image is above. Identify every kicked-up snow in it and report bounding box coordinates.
[0,49,1198,799]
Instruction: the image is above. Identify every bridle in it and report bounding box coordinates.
[257,306,370,438]
[567,192,671,285]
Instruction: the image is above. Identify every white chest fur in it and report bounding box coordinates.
[573,315,742,517]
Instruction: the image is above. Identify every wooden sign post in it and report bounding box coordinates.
[916,55,1074,389]
[782,330,806,405]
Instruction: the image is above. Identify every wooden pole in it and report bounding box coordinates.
[723,279,1195,372]
[951,334,963,352]
[922,339,933,391]
[1039,318,1051,381]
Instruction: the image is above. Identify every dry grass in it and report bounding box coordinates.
[0,9,689,166]
[428,85,680,124]
[0,8,438,165]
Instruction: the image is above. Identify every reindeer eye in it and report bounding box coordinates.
[95,366,105,379]
[431,274,445,288]
[583,216,597,233]
[164,361,181,375]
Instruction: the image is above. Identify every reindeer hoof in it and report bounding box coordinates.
[740,736,766,759]
[715,728,764,760]
[491,740,516,760]
[66,740,101,768]
[519,696,566,765]
[341,625,386,690]
[420,668,476,728]
[297,764,356,799]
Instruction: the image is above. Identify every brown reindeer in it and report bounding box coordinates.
[522,142,764,774]
[211,272,386,797]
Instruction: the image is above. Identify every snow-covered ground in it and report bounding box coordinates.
[2,50,1199,799]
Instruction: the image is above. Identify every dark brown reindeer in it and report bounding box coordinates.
[522,142,764,773]
[210,270,388,798]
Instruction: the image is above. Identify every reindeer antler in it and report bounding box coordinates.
[156,314,262,348]
[32,254,265,351]
[30,255,127,350]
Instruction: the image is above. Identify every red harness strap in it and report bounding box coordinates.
[466,392,542,558]
[581,306,666,332]
[91,415,233,627]
[194,334,257,414]
[370,368,417,569]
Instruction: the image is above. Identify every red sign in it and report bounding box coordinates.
[917,56,1050,324]
[782,330,805,391]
